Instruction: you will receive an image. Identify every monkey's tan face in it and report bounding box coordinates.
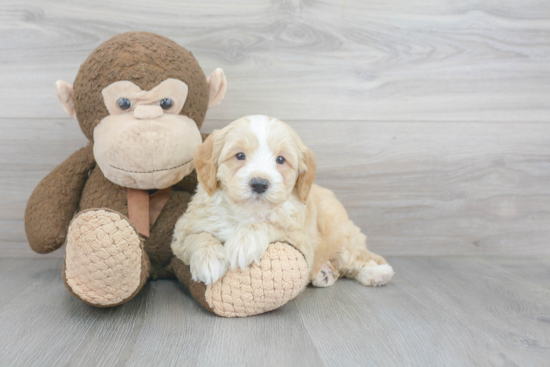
[93,79,202,189]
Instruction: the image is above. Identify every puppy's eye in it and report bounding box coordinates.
[159,98,173,110]
[276,156,285,164]
[117,98,132,110]
[236,152,246,160]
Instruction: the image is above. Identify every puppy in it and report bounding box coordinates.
[171,115,394,287]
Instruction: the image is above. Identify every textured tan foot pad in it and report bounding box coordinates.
[173,242,309,318]
[64,209,149,307]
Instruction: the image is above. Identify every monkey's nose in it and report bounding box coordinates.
[134,105,164,120]
[250,178,269,194]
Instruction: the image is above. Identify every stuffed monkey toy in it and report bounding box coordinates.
[25,32,308,317]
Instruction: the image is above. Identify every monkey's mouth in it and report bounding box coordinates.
[109,158,193,174]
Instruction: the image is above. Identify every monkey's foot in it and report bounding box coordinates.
[173,242,309,317]
[63,209,150,307]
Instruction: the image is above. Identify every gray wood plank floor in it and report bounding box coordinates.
[1,257,549,367]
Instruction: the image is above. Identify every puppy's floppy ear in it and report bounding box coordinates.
[194,131,220,196]
[296,148,316,204]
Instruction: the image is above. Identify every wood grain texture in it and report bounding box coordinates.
[0,0,549,122]
[2,1,550,365]
[490,256,550,291]
[125,281,323,366]
[1,257,549,366]
[296,256,550,367]
[1,0,549,257]
[0,258,151,366]
[3,118,549,257]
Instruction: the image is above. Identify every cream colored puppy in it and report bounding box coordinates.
[171,115,394,287]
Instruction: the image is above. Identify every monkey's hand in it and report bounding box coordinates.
[25,144,95,254]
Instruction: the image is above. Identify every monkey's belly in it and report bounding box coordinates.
[78,166,192,279]
[79,167,128,214]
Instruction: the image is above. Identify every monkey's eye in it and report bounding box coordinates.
[276,156,285,164]
[117,98,132,111]
[236,152,246,160]
[159,98,173,110]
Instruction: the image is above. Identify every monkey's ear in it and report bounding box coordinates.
[194,131,220,196]
[206,68,227,109]
[55,80,76,119]
[296,148,316,204]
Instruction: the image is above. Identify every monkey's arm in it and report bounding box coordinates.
[25,144,95,253]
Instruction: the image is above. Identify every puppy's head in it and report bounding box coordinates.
[195,115,315,208]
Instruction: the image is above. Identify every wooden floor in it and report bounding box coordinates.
[0,257,549,366]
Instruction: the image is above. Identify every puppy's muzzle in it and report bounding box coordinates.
[250,178,269,194]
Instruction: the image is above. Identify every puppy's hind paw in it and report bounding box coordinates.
[357,264,394,287]
[312,263,337,288]
[190,244,228,285]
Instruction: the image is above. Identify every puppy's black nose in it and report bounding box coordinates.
[250,178,269,194]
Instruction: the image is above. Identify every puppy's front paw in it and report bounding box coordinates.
[189,244,228,285]
[225,231,269,270]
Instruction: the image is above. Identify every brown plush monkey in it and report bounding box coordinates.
[25,32,308,316]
